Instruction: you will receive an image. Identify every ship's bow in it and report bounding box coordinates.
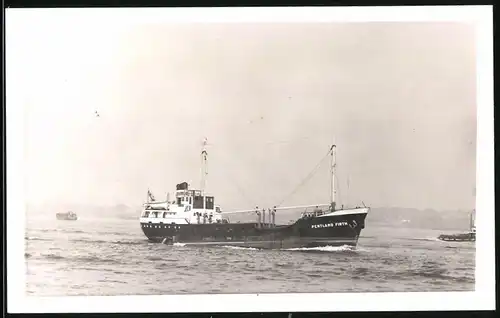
[295,207,369,247]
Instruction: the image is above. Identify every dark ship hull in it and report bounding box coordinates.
[438,232,475,242]
[56,213,78,221]
[140,208,368,249]
[437,210,475,242]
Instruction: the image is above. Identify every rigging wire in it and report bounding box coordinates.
[261,136,313,146]
[335,174,342,208]
[205,135,314,149]
[203,138,333,210]
[276,147,333,207]
[222,170,257,209]
[209,152,259,209]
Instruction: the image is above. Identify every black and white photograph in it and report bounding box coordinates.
[6,5,495,313]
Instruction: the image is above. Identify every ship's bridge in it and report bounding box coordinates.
[173,182,216,211]
[141,181,224,225]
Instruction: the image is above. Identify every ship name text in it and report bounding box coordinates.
[311,222,348,229]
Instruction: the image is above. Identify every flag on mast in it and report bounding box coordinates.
[147,189,155,202]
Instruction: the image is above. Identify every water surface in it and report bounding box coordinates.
[25,216,475,296]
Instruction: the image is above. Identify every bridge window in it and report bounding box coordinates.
[193,196,204,209]
[206,196,214,210]
[177,198,182,205]
[144,211,150,217]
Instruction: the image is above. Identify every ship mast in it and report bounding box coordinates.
[470,209,476,232]
[330,144,337,211]
[200,137,208,194]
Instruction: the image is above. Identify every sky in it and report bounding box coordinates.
[10,18,477,211]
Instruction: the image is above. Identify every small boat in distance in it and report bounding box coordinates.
[56,211,78,221]
[438,209,475,242]
[139,139,370,249]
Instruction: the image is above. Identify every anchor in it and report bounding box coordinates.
[349,220,358,229]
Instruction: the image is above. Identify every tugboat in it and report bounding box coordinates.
[438,210,476,242]
[139,139,370,249]
[56,211,78,221]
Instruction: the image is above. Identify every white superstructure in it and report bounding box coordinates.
[139,183,224,225]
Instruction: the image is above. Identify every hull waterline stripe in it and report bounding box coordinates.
[318,208,369,217]
[152,239,358,245]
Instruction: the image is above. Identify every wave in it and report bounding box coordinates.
[220,245,259,251]
[404,268,474,283]
[41,253,65,260]
[170,243,259,250]
[284,245,358,252]
[37,252,125,265]
[353,262,475,285]
[25,236,52,242]
[31,228,136,237]
[67,230,85,234]
[35,228,84,234]
[113,240,145,245]
[407,267,448,279]
[76,256,122,264]
[95,231,133,237]
[69,238,145,246]
[406,237,441,242]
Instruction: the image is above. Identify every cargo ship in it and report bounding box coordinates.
[139,140,369,249]
[56,211,78,221]
[438,210,476,242]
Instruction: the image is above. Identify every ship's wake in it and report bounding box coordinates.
[220,245,259,251]
[171,243,261,250]
[171,243,363,252]
[284,245,359,252]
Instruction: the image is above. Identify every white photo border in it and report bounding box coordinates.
[6,5,495,313]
